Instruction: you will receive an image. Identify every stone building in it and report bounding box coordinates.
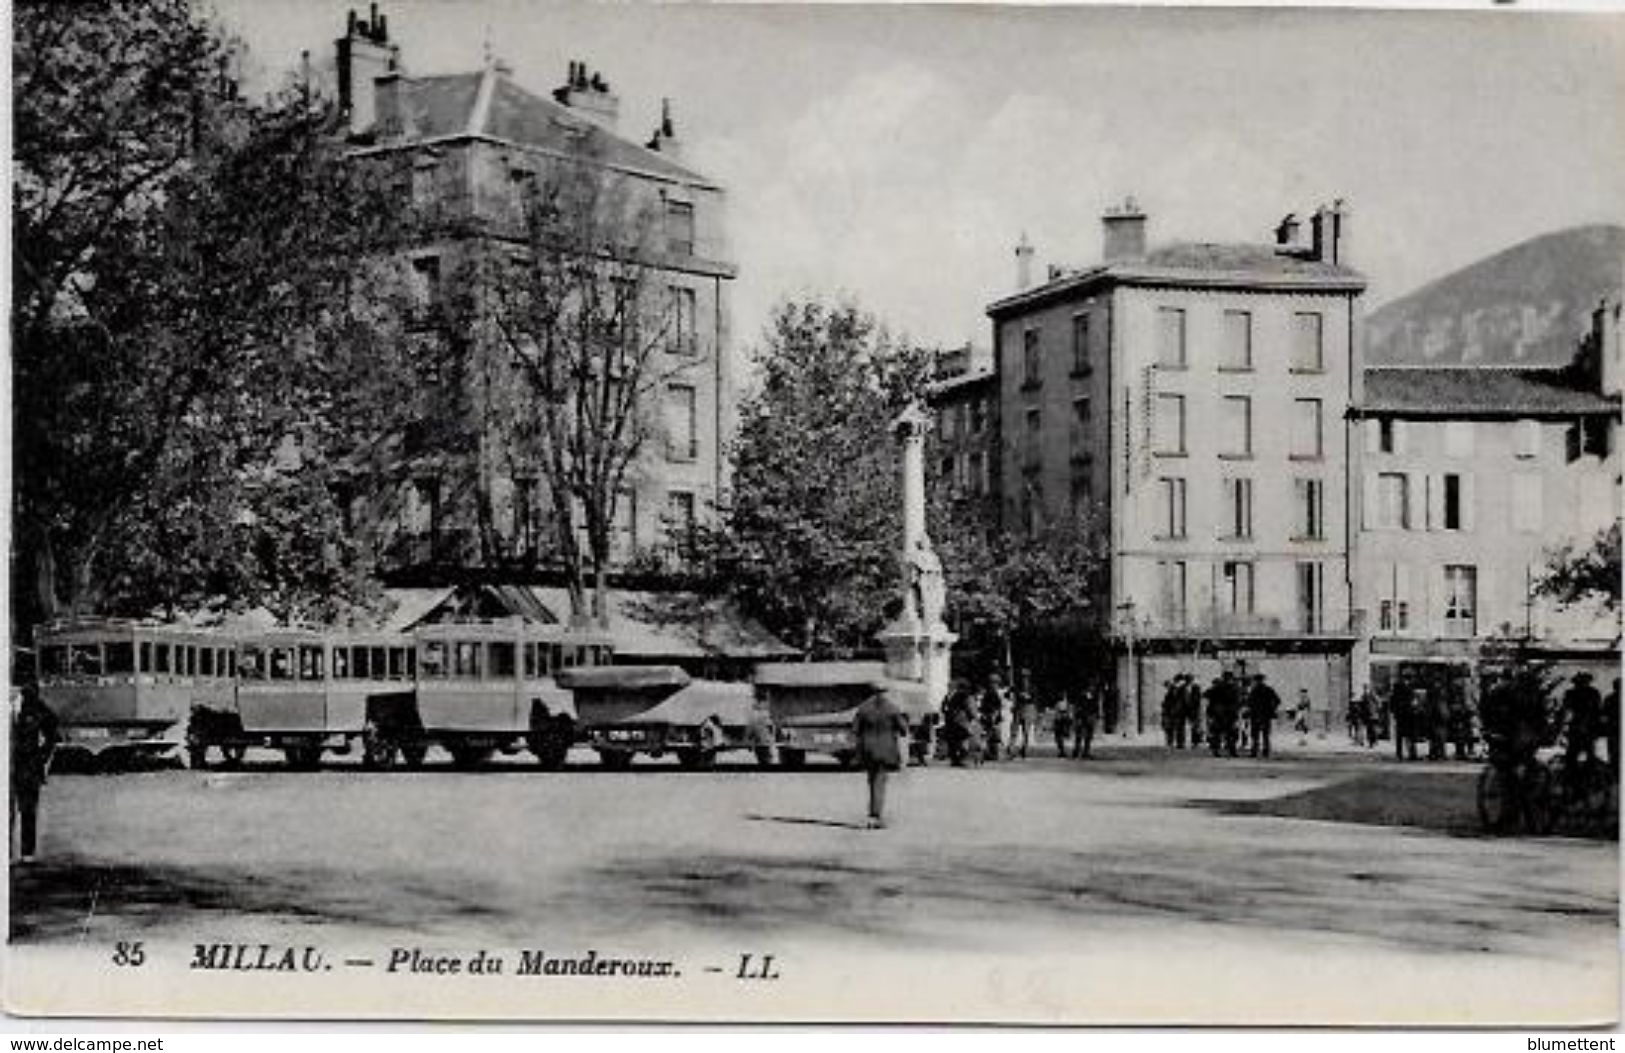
[1352,299,1622,704]
[986,200,1366,733]
[333,7,735,579]
[926,344,1001,532]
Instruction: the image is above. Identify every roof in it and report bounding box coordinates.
[628,680,759,726]
[1360,366,1621,417]
[927,369,996,401]
[556,665,691,692]
[989,241,1365,317]
[373,69,715,189]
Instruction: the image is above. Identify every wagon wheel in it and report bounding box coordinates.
[529,718,573,770]
[186,742,210,770]
[221,744,247,769]
[778,748,806,770]
[677,749,715,771]
[400,742,428,769]
[284,744,321,771]
[597,749,635,771]
[754,746,776,768]
[448,742,492,769]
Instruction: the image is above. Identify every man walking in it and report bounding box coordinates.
[1245,674,1281,759]
[1391,676,1417,761]
[12,683,59,863]
[1161,679,1181,749]
[1010,673,1038,760]
[1206,672,1240,758]
[1073,684,1100,759]
[1183,674,1204,749]
[852,686,910,830]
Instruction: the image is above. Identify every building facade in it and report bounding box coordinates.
[334,8,735,579]
[926,344,1001,526]
[1352,302,1623,703]
[986,201,1366,732]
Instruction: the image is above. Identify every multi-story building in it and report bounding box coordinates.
[986,200,1366,732]
[926,344,1001,530]
[1353,300,1622,702]
[334,7,735,577]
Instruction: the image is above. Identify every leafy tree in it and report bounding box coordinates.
[476,150,697,624]
[692,300,932,656]
[1536,522,1621,613]
[13,1,414,626]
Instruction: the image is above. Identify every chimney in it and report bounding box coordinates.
[1591,297,1623,398]
[337,5,401,136]
[1274,213,1301,251]
[553,59,620,130]
[1310,204,1330,263]
[1102,197,1147,263]
[646,97,681,160]
[1329,198,1352,266]
[1015,233,1035,291]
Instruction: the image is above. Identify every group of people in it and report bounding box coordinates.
[1160,670,1309,759]
[1360,670,1620,767]
[938,674,1107,766]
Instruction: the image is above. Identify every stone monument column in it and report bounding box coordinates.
[878,404,956,708]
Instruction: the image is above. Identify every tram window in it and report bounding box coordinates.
[69,644,103,676]
[421,642,447,679]
[490,641,516,679]
[454,642,482,678]
[550,644,566,670]
[139,642,153,674]
[522,642,537,679]
[200,648,215,677]
[369,647,387,678]
[388,648,406,680]
[353,646,370,679]
[269,647,295,681]
[105,642,135,675]
[154,644,171,675]
[332,647,349,679]
[299,645,324,681]
[40,646,68,678]
[404,648,416,679]
[183,646,197,677]
[239,648,262,680]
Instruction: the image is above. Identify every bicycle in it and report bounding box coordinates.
[1476,752,1555,835]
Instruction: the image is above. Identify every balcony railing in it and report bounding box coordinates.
[1130,607,1364,640]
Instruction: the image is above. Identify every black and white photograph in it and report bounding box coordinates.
[6,0,1622,1026]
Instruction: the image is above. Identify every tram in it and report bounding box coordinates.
[181,619,613,770]
[754,661,933,768]
[34,619,235,765]
[558,666,773,769]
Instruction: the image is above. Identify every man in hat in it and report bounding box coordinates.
[1561,672,1603,769]
[852,686,910,829]
[11,682,60,863]
[1244,673,1281,759]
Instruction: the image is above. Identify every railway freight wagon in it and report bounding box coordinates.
[753,661,934,768]
[557,666,772,769]
[36,619,235,766]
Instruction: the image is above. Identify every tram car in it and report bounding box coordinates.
[753,661,933,768]
[403,619,611,769]
[186,629,420,769]
[557,666,773,769]
[35,618,234,766]
[185,620,613,770]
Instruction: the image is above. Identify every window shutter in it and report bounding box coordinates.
[1460,473,1475,533]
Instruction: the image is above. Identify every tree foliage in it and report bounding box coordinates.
[693,301,931,656]
[476,151,694,624]
[1536,522,1622,614]
[13,0,415,626]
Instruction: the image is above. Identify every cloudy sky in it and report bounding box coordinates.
[215,1,1625,354]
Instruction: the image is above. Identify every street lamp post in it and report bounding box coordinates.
[1118,600,1139,737]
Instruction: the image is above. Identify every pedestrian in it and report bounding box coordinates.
[1160,679,1181,749]
[1561,672,1603,769]
[1447,683,1474,760]
[1357,685,1381,748]
[1346,692,1364,745]
[1245,674,1281,759]
[1604,678,1620,772]
[980,674,1007,763]
[11,683,59,863]
[1391,676,1417,761]
[1183,674,1204,748]
[1206,671,1240,758]
[1073,683,1100,759]
[1011,674,1038,760]
[1293,687,1312,746]
[941,680,975,767]
[1051,694,1075,759]
[852,686,910,830]
[1418,688,1445,761]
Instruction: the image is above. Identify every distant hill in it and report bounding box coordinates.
[1366,225,1625,366]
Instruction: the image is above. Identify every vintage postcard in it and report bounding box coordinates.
[7,0,1621,1026]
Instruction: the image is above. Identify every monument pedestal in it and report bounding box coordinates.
[878,615,957,710]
